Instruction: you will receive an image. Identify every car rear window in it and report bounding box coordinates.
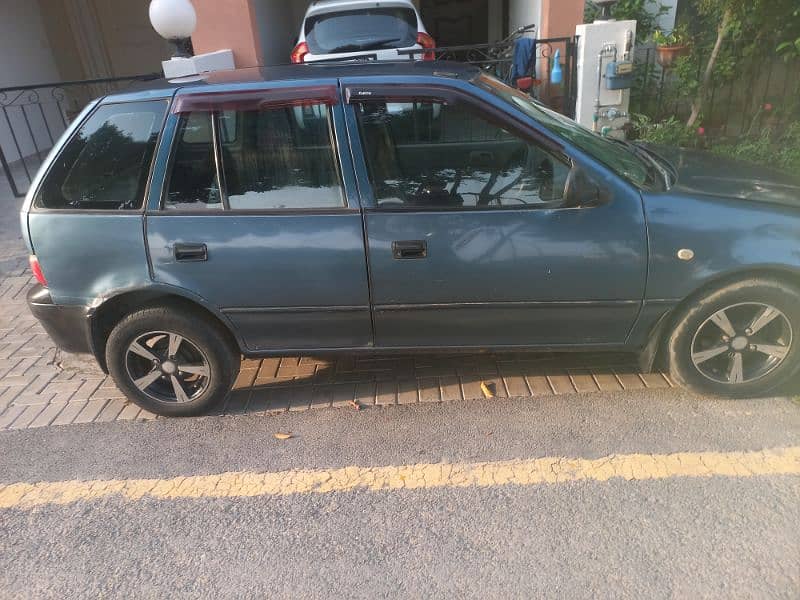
[35,101,166,210]
[304,7,417,55]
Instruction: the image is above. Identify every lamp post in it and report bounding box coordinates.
[594,0,618,21]
[149,0,197,58]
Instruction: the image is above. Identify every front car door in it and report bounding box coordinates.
[342,76,648,349]
[146,82,373,352]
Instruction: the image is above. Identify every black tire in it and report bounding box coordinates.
[106,305,240,417]
[667,277,800,398]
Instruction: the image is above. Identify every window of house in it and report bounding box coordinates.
[354,101,571,209]
[164,103,344,211]
[36,101,166,210]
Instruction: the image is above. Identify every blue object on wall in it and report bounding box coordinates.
[551,49,563,84]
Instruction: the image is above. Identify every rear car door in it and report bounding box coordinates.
[342,80,648,348]
[146,83,373,352]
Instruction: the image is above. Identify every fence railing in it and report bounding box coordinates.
[0,73,159,198]
[631,43,800,139]
[400,36,579,118]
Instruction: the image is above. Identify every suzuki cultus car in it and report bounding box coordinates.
[23,62,800,416]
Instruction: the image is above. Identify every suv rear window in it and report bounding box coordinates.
[36,101,166,210]
[304,8,417,54]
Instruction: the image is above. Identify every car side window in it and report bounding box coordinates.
[165,112,223,210]
[36,101,166,210]
[164,102,344,211]
[354,101,570,209]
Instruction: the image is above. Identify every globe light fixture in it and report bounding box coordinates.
[149,0,197,57]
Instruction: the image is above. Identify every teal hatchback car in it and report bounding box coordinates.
[22,62,800,416]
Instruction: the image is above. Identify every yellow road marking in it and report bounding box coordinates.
[1,447,798,510]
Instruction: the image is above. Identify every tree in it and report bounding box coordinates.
[685,0,800,127]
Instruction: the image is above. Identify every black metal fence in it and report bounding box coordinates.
[631,43,800,139]
[0,74,159,198]
[400,36,579,118]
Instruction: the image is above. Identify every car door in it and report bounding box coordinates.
[342,79,647,348]
[145,82,373,352]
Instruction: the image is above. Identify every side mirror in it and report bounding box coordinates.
[563,167,607,208]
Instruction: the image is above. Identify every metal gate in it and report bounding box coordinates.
[0,74,159,198]
[400,36,579,118]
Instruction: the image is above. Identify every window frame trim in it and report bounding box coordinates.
[157,87,354,215]
[29,98,170,215]
[343,83,578,213]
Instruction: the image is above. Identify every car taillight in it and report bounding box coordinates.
[291,42,309,64]
[417,32,436,61]
[29,255,47,287]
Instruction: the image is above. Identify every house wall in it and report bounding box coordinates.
[0,0,63,163]
[509,0,541,34]
[252,0,308,66]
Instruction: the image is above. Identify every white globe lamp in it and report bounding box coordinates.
[149,0,197,57]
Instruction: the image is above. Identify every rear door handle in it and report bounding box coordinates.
[392,240,427,260]
[174,243,208,262]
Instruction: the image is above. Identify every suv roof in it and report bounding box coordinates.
[111,61,480,102]
[306,0,418,15]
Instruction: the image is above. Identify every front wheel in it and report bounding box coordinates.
[106,306,239,417]
[667,277,800,398]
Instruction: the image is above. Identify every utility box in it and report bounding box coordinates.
[574,19,637,134]
[605,60,635,90]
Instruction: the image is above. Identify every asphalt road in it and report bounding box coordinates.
[1,389,799,599]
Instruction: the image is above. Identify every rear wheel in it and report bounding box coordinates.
[667,278,800,398]
[106,306,239,416]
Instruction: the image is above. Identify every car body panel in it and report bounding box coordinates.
[28,213,152,306]
[643,192,800,301]
[340,77,648,346]
[144,82,372,352]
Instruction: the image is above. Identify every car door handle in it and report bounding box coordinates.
[174,243,208,262]
[392,240,427,260]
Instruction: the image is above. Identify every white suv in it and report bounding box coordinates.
[292,0,434,63]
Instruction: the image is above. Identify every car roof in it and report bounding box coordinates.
[109,61,480,101]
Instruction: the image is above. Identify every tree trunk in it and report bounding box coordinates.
[687,8,733,127]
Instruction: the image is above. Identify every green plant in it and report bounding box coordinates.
[653,25,690,47]
[631,114,698,147]
[711,122,800,174]
[584,0,669,43]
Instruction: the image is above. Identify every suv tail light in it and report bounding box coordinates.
[29,255,47,287]
[291,42,309,64]
[417,32,436,61]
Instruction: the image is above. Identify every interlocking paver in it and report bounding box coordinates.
[50,402,88,426]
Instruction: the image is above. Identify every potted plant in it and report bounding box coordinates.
[653,26,689,69]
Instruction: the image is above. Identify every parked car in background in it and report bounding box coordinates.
[22,61,800,417]
[291,0,434,63]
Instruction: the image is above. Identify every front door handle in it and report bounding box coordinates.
[392,240,427,260]
[174,243,208,262]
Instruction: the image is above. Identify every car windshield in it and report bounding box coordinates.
[304,8,417,55]
[474,73,657,189]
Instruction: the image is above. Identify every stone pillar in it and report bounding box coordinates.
[191,0,263,68]
[538,0,584,39]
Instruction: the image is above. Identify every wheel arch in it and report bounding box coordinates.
[641,265,800,372]
[89,286,244,373]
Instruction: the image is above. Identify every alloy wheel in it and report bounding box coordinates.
[690,302,793,385]
[124,331,211,404]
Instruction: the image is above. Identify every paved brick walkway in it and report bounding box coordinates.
[0,189,674,431]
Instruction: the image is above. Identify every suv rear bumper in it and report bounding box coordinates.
[27,285,93,354]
